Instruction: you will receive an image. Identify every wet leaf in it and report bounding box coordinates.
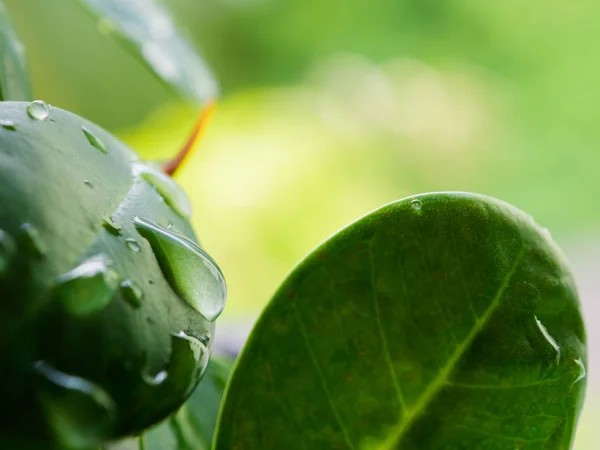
[214,192,587,450]
[77,0,218,103]
[0,101,225,448]
[104,355,234,450]
[0,0,31,100]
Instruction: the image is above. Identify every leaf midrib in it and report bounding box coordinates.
[380,242,526,448]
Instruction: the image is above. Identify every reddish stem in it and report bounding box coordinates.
[162,100,216,177]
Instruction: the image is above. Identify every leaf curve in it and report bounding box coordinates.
[0,101,225,448]
[0,0,31,101]
[104,355,234,450]
[76,0,218,103]
[214,192,586,450]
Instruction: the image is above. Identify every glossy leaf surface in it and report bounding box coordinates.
[0,0,31,100]
[0,101,225,448]
[104,355,234,450]
[77,0,218,103]
[215,192,586,450]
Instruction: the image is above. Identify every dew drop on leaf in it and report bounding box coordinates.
[171,329,211,393]
[0,229,16,274]
[102,216,122,235]
[124,238,141,252]
[82,126,108,154]
[571,358,587,389]
[83,180,94,189]
[53,254,119,316]
[33,360,116,448]
[120,279,143,308]
[26,100,50,121]
[19,223,46,257]
[133,163,192,218]
[0,119,17,130]
[534,316,561,366]
[133,216,226,321]
[411,199,422,211]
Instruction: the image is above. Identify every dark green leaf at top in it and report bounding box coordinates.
[214,193,586,450]
[0,0,32,101]
[76,0,218,103]
[0,101,225,448]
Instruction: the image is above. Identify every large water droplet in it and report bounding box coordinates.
[120,280,143,308]
[411,199,422,211]
[0,229,16,274]
[54,254,119,316]
[0,119,17,131]
[133,163,192,218]
[82,126,108,154]
[102,216,122,236]
[19,223,46,257]
[26,100,50,121]
[124,238,141,252]
[170,330,211,394]
[133,217,226,321]
[34,361,116,448]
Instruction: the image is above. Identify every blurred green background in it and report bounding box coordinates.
[5,0,599,447]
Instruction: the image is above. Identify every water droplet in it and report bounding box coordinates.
[410,199,422,211]
[535,316,561,366]
[82,126,108,154]
[125,238,141,252]
[167,221,174,230]
[0,119,17,130]
[120,280,143,308]
[0,229,16,274]
[133,217,226,321]
[19,223,46,257]
[26,100,50,121]
[84,180,93,189]
[133,163,192,218]
[54,254,119,316]
[102,217,122,235]
[34,360,115,448]
[171,330,211,393]
[571,358,587,389]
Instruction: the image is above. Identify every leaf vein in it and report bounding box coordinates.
[292,300,356,450]
[368,242,407,411]
[381,242,527,448]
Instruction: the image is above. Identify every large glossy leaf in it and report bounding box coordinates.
[0,0,31,100]
[76,0,218,103]
[0,101,225,448]
[105,355,234,450]
[214,193,587,450]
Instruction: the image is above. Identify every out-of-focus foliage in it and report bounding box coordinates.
[0,0,30,100]
[77,0,218,103]
[4,0,599,447]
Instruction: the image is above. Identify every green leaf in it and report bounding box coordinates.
[76,0,218,103]
[0,101,225,448]
[104,355,234,450]
[214,193,587,450]
[0,0,32,101]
